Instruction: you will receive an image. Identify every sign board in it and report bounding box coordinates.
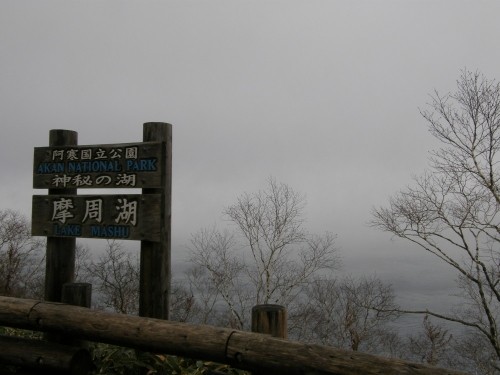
[33,124,171,318]
[33,141,163,189]
[32,194,161,241]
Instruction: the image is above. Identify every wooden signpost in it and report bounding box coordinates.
[32,123,172,320]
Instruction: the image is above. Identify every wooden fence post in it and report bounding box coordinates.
[44,129,78,303]
[140,122,172,319]
[62,282,92,308]
[61,282,92,348]
[251,304,287,339]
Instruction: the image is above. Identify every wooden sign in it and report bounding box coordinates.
[32,194,161,241]
[33,142,163,189]
[33,124,172,319]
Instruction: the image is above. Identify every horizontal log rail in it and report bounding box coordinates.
[0,335,93,375]
[0,296,467,375]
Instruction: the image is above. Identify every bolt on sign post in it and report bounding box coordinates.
[32,123,172,320]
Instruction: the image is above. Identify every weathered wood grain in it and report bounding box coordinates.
[32,194,161,241]
[45,129,77,304]
[33,141,163,189]
[0,335,93,375]
[251,304,287,339]
[0,296,468,375]
[140,122,172,319]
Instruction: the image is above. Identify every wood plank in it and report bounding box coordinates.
[32,194,161,241]
[33,141,163,189]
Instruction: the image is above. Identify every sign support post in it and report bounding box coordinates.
[45,129,78,303]
[140,122,172,319]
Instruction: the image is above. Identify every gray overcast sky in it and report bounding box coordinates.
[2,0,499,311]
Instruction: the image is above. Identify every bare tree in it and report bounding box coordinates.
[187,179,341,330]
[86,240,140,314]
[453,331,500,374]
[371,70,500,366]
[224,178,340,305]
[0,209,44,298]
[186,179,402,355]
[290,276,399,354]
[74,241,93,283]
[169,279,196,323]
[405,315,454,367]
[170,265,229,325]
[188,228,252,329]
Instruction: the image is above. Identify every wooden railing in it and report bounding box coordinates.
[0,296,468,375]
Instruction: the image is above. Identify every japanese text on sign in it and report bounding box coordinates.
[33,142,162,189]
[32,194,161,241]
